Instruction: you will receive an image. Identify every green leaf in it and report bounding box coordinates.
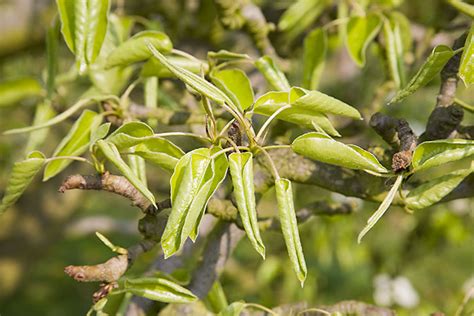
[405,168,473,210]
[412,139,474,172]
[95,232,127,254]
[278,0,330,42]
[106,121,154,149]
[24,101,56,153]
[293,90,361,119]
[128,154,147,186]
[229,153,265,258]
[161,148,228,257]
[383,16,406,88]
[253,90,340,136]
[389,45,454,103]
[90,122,111,145]
[0,78,43,107]
[459,23,474,85]
[275,179,307,286]
[96,140,156,206]
[255,56,290,91]
[133,138,184,171]
[389,12,412,54]
[292,132,388,173]
[46,24,59,98]
[447,0,474,18]
[147,44,234,107]
[210,69,254,112]
[0,151,45,215]
[105,31,173,68]
[56,0,110,73]
[141,56,208,78]
[208,50,250,61]
[43,110,101,181]
[218,301,246,316]
[346,13,382,66]
[303,28,327,90]
[358,175,403,243]
[4,95,115,135]
[123,277,196,303]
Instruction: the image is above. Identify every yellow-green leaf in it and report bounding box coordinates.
[123,277,196,303]
[459,23,474,85]
[303,28,327,90]
[346,13,382,66]
[0,78,43,107]
[210,69,254,112]
[255,56,290,91]
[412,139,474,172]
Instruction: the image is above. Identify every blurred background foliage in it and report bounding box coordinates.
[0,0,473,315]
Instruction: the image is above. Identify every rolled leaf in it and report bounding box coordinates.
[105,31,172,68]
[161,148,228,257]
[56,0,110,72]
[383,17,406,88]
[106,121,154,149]
[255,56,290,91]
[208,50,250,61]
[292,132,388,173]
[303,28,327,90]
[389,45,454,103]
[346,14,382,66]
[0,151,45,215]
[43,110,101,181]
[459,23,473,85]
[133,138,184,171]
[210,69,254,112]
[141,56,208,78]
[358,175,403,243]
[275,178,307,286]
[229,152,265,258]
[147,44,234,108]
[0,78,43,107]
[405,168,473,210]
[412,139,474,172]
[124,277,196,303]
[96,140,156,206]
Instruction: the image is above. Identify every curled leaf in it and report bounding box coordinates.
[123,277,196,303]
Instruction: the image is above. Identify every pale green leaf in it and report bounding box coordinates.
[105,31,173,68]
[0,151,45,215]
[210,69,254,112]
[447,0,474,18]
[303,28,327,90]
[141,56,208,78]
[275,179,307,286]
[106,121,154,149]
[412,139,474,172]
[0,78,43,107]
[208,50,250,61]
[293,90,361,119]
[292,132,388,173]
[383,17,406,88]
[24,101,56,153]
[218,301,246,316]
[255,56,290,91]
[346,13,382,66]
[459,23,474,85]
[390,45,454,103]
[124,277,196,303]
[133,138,184,171]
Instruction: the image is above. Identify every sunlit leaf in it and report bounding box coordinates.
[229,152,265,258]
[208,50,250,61]
[412,139,474,172]
[210,69,254,112]
[105,31,173,68]
[446,0,474,18]
[459,23,474,85]
[389,45,454,103]
[346,14,382,66]
[0,151,45,215]
[383,16,406,88]
[303,28,327,90]
[106,121,154,149]
[141,56,208,78]
[293,90,361,119]
[123,277,196,303]
[43,110,101,181]
[292,132,388,173]
[133,138,184,171]
[255,56,290,91]
[275,178,307,286]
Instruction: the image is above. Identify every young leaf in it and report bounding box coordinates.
[208,50,250,61]
[133,138,184,171]
[96,140,156,206]
[56,0,110,72]
[255,56,290,91]
[24,101,56,153]
[412,139,474,172]
[292,132,388,173]
[275,178,307,286]
[303,28,327,90]
[253,91,340,136]
[128,154,147,187]
[358,175,403,243]
[147,44,234,107]
[229,153,265,258]
[43,110,101,181]
[123,277,197,303]
[346,14,382,66]
[389,12,413,54]
[459,23,473,85]
[141,57,208,78]
[0,151,45,215]
[210,69,254,112]
[383,17,406,88]
[405,168,473,210]
[95,232,127,254]
[293,90,361,119]
[105,31,173,68]
[106,121,154,149]
[161,148,228,257]
[0,78,43,107]
[389,45,454,103]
